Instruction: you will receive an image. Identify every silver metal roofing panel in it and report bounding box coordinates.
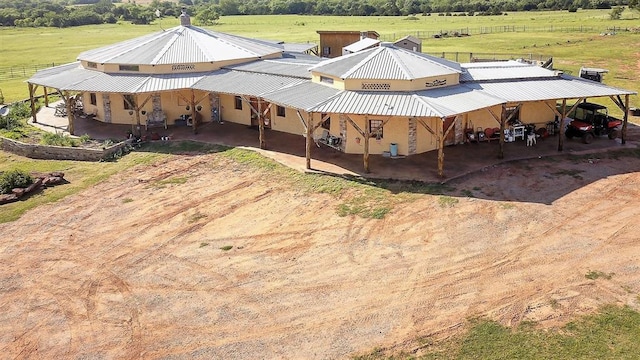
[77,25,283,66]
[192,70,304,97]
[464,75,636,102]
[415,86,505,117]
[225,58,317,79]
[343,38,380,52]
[28,62,104,90]
[261,82,341,110]
[311,45,461,80]
[310,91,440,117]
[135,73,207,93]
[460,61,556,82]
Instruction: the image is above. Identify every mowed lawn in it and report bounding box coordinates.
[0,9,638,106]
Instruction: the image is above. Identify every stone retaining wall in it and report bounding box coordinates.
[0,137,133,161]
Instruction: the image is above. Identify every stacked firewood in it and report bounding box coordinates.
[0,172,65,205]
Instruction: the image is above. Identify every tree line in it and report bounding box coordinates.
[0,0,636,28]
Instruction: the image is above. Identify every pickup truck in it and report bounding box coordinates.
[565,102,621,144]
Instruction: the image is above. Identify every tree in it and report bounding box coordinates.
[195,5,219,25]
[630,0,639,11]
[609,5,623,18]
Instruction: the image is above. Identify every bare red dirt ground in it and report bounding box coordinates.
[1,149,640,359]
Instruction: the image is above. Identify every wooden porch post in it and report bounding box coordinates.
[622,95,629,144]
[43,87,49,107]
[305,113,312,169]
[258,98,265,149]
[364,115,370,173]
[190,90,198,134]
[437,119,445,178]
[62,91,75,135]
[558,99,567,152]
[499,106,506,159]
[28,83,38,124]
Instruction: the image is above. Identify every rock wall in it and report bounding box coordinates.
[0,137,133,162]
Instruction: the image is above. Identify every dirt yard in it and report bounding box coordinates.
[1,149,640,359]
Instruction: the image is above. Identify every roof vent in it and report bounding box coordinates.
[380,42,394,48]
[180,8,191,26]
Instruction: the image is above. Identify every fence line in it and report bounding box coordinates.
[0,63,58,82]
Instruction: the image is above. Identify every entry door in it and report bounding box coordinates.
[443,116,456,146]
[249,97,271,129]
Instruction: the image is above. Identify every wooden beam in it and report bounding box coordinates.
[258,98,265,149]
[558,98,584,152]
[344,114,365,137]
[305,112,313,169]
[609,95,625,112]
[416,117,436,136]
[43,87,49,107]
[543,101,563,119]
[622,94,629,145]
[28,83,38,124]
[296,110,307,132]
[438,117,456,178]
[313,113,330,131]
[62,91,74,135]
[363,115,370,173]
[499,106,506,159]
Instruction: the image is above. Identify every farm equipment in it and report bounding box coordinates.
[565,102,622,144]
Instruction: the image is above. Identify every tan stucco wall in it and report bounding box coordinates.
[518,100,556,126]
[219,94,251,126]
[466,104,503,131]
[269,106,306,136]
[340,73,459,92]
[342,115,409,155]
[89,53,281,75]
[416,117,439,153]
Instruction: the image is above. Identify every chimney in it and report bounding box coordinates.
[180,8,191,26]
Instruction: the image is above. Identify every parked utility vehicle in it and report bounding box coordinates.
[565,102,621,144]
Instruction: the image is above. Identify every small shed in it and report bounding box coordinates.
[316,30,379,58]
[394,35,422,52]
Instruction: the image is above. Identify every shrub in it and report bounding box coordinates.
[0,170,33,194]
[41,132,79,147]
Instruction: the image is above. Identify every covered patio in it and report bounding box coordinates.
[31,102,640,183]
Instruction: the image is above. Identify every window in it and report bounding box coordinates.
[119,64,139,72]
[234,96,242,110]
[505,106,520,125]
[321,114,330,130]
[123,94,136,110]
[322,47,331,56]
[87,62,97,69]
[89,93,97,106]
[276,105,285,117]
[320,76,334,85]
[369,119,384,139]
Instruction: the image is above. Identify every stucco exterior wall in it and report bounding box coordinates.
[518,100,556,126]
[342,115,409,155]
[219,94,251,126]
[269,106,306,136]
[466,104,503,131]
[341,73,459,92]
[415,117,439,153]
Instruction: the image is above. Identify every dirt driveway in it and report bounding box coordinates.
[1,150,640,359]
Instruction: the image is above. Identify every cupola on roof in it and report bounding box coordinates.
[310,45,461,81]
[77,11,283,67]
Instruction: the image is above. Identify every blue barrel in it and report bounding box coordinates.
[390,143,398,157]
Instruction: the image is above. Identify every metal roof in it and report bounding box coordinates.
[464,74,636,102]
[224,58,319,79]
[261,82,341,110]
[192,69,304,97]
[460,61,557,82]
[310,45,461,80]
[343,38,380,53]
[310,91,441,117]
[77,25,283,66]
[414,86,505,117]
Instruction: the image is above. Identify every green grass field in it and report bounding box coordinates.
[0,9,638,106]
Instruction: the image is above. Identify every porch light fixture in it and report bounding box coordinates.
[196,105,202,111]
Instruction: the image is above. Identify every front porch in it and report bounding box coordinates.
[30,102,640,184]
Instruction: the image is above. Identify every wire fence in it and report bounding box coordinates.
[378,25,632,42]
[0,63,61,82]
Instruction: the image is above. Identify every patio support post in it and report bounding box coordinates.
[622,94,629,144]
[28,83,38,124]
[558,99,567,151]
[438,117,457,178]
[499,106,506,159]
[305,113,312,170]
[364,115,370,173]
[62,91,74,135]
[191,90,197,135]
[258,98,265,149]
[43,87,49,107]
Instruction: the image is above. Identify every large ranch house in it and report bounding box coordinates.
[27,11,635,177]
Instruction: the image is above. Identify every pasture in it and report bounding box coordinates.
[0,9,638,110]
